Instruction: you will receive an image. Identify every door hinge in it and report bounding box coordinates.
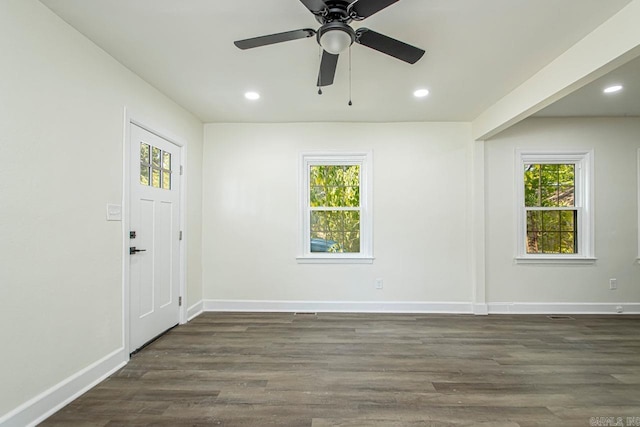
[178,296,182,306]
[179,230,183,241]
[180,165,183,175]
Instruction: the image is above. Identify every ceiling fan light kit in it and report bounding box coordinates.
[318,22,355,55]
[234,0,425,90]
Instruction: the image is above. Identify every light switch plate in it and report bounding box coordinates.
[106,204,122,221]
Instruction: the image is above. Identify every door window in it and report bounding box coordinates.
[140,142,171,190]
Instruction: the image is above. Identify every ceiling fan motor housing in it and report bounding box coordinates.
[313,0,355,24]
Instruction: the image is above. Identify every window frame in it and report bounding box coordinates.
[297,151,373,264]
[515,150,595,264]
[140,141,173,190]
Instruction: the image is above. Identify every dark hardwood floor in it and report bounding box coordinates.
[42,312,640,426]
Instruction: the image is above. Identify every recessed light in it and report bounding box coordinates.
[244,91,260,100]
[413,88,430,98]
[603,85,623,94]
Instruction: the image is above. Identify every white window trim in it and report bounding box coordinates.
[515,150,595,264]
[297,151,374,264]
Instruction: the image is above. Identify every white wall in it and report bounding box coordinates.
[202,122,473,306]
[0,0,202,420]
[485,117,640,303]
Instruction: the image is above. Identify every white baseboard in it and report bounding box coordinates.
[0,347,128,427]
[200,300,640,316]
[487,302,640,314]
[187,300,204,321]
[203,299,474,314]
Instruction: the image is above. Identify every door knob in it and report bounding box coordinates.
[129,247,147,255]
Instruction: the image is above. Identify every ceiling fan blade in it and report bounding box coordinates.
[317,51,339,87]
[355,28,425,64]
[348,0,399,19]
[300,0,328,15]
[234,29,316,50]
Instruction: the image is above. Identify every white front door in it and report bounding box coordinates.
[129,123,181,352]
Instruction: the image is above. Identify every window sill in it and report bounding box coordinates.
[296,256,374,264]
[515,256,597,265]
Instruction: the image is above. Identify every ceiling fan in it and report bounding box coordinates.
[234,0,425,88]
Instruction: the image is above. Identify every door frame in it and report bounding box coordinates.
[122,108,188,355]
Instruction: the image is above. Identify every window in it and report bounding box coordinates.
[516,150,594,263]
[140,142,171,190]
[298,152,373,263]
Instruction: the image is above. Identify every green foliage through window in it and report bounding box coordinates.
[524,164,575,207]
[309,165,360,253]
[524,163,577,254]
[140,142,171,190]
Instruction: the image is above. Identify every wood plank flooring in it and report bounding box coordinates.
[42,313,640,426]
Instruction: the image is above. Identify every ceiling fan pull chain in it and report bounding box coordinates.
[348,45,353,106]
[318,45,323,95]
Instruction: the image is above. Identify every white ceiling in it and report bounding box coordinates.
[39,0,635,123]
[535,55,640,118]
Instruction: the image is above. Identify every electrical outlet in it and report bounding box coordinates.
[375,279,383,290]
[609,278,617,290]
